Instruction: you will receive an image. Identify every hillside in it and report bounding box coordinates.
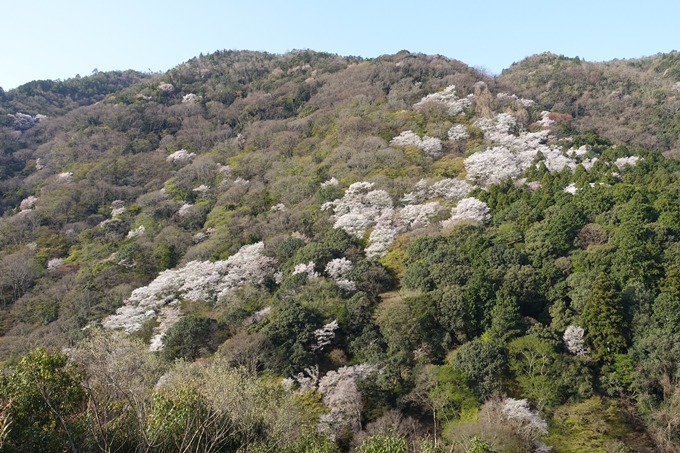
[498,51,680,152]
[0,49,679,452]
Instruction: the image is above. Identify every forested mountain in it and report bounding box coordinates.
[1,49,680,452]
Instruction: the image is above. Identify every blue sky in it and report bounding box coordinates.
[1,0,679,90]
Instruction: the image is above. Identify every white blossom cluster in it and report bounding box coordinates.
[216,163,232,175]
[464,146,536,186]
[365,221,400,259]
[325,258,357,292]
[413,85,473,115]
[581,157,599,171]
[177,203,193,217]
[47,258,64,272]
[182,93,198,103]
[390,131,443,157]
[311,320,339,351]
[474,113,552,149]
[614,156,639,169]
[464,112,592,186]
[57,172,73,183]
[520,98,535,108]
[234,177,250,186]
[502,398,549,441]
[282,366,319,393]
[166,149,196,162]
[320,177,339,188]
[401,178,472,204]
[9,113,47,130]
[127,225,146,238]
[536,111,556,128]
[447,124,469,141]
[158,82,174,92]
[270,203,287,212]
[102,243,276,348]
[563,325,590,357]
[192,184,210,196]
[20,196,37,211]
[111,200,126,217]
[397,202,445,230]
[292,261,320,279]
[441,197,490,228]
[563,183,578,195]
[322,182,393,238]
[317,364,378,439]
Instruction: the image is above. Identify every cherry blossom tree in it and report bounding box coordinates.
[322,182,393,238]
[563,325,590,357]
[614,156,639,169]
[19,196,37,211]
[441,197,490,228]
[501,398,549,443]
[311,320,339,351]
[103,243,276,350]
[317,364,378,439]
[390,131,443,157]
[166,149,196,162]
[448,124,469,141]
[292,261,320,279]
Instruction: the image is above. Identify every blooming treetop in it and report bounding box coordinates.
[441,197,491,228]
[537,111,556,128]
[193,185,210,196]
[401,178,472,204]
[20,196,37,211]
[320,177,339,188]
[127,225,146,238]
[325,258,357,290]
[111,200,126,217]
[563,325,590,357]
[317,364,378,438]
[390,131,443,158]
[177,203,193,217]
[166,149,196,162]
[412,85,473,115]
[563,183,578,195]
[322,182,393,238]
[158,82,174,92]
[464,113,591,186]
[614,156,640,169]
[292,261,320,279]
[102,242,276,349]
[397,202,445,230]
[447,124,469,141]
[9,113,47,130]
[182,93,198,103]
[47,258,64,272]
[311,320,339,351]
[325,258,353,280]
[57,172,73,183]
[501,398,549,441]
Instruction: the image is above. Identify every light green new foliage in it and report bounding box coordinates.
[356,432,408,453]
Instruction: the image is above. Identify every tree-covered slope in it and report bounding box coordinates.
[498,51,680,151]
[1,49,679,452]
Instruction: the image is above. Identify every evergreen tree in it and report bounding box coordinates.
[580,273,627,363]
[489,288,523,343]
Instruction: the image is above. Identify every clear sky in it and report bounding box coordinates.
[1,0,679,90]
